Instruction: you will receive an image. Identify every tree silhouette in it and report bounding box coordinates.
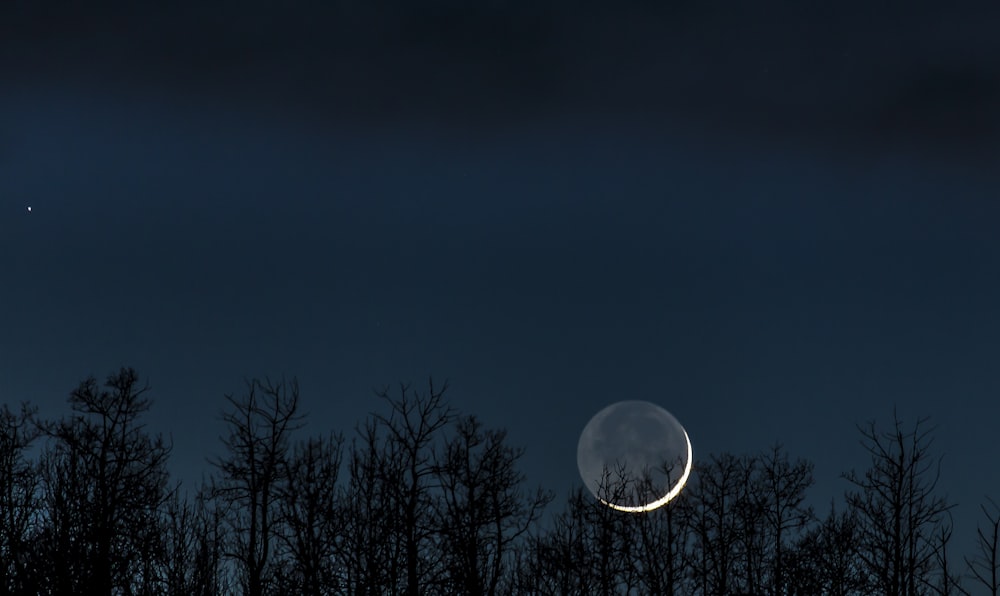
[33,368,172,594]
[0,368,983,595]
[434,414,552,595]
[687,452,743,595]
[275,433,344,595]
[926,515,968,596]
[371,380,454,596]
[733,453,768,594]
[161,484,230,596]
[521,465,643,595]
[785,501,870,595]
[209,377,304,596]
[966,497,1000,596]
[521,485,626,595]
[337,417,405,594]
[754,443,815,593]
[843,411,954,596]
[0,403,40,596]
[628,461,692,595]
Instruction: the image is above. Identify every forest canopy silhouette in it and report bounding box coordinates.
[1,367,997,595]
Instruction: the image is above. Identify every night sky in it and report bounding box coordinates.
[3,0,999,563]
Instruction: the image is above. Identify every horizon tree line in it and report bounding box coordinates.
[0,366,997,595]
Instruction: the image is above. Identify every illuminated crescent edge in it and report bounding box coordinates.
[600,428,693,513]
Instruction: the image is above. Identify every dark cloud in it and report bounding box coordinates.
[867,64,1000,150]
[3,1,999,154]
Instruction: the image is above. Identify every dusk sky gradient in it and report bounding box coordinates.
[2,0,999,568]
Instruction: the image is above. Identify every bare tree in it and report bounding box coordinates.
[755,444,814,594]
[434,414,552,595]
[593,465,645,594]
[372,380,454,596]
[161,484,231,596]
[966,497,1000,596]
[538,461,669,595]
[209,377,303,596]
[925,515,969,596]
[733,454,767,594]
[34,429,93,594]
[275,433,344,595]
[521,482,633,596]
[786,502,870,596]
[517,487,590,595]
[687,453,743,596]
[335,380,454,595]
[0,403,40,596]
[34,368,172,594]
[338,418,405,594]
[628,461,692,596]
[843,411,953,596]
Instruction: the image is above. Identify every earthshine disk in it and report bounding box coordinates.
[576,400,692,512]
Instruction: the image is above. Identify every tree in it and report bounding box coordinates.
[733,453,767,594]
[34,367,172,594]
[161,484,231,596]
[0,403,40,596]
[521,463,659,596]
[677,448,814,595]
[687,452,743,596]
[754,444,814,594]
[209,377,304,596]
[521,485,633,596]
[628,462,692,596]
[337,418,405,594]
[519,489,590,595]
[966,497,1000,596]
[434,414,552,595]
[843,411,954,596]
[786,502,870,596]
[371,380,454,596]
[275,433,344,595]
[333,380,455,595]
[926,515,968,596]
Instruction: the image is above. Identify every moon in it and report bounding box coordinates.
[577,400,693,512]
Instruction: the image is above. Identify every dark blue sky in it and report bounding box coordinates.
[2,0,999,566]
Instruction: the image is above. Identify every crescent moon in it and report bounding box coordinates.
[599,428,693,513]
